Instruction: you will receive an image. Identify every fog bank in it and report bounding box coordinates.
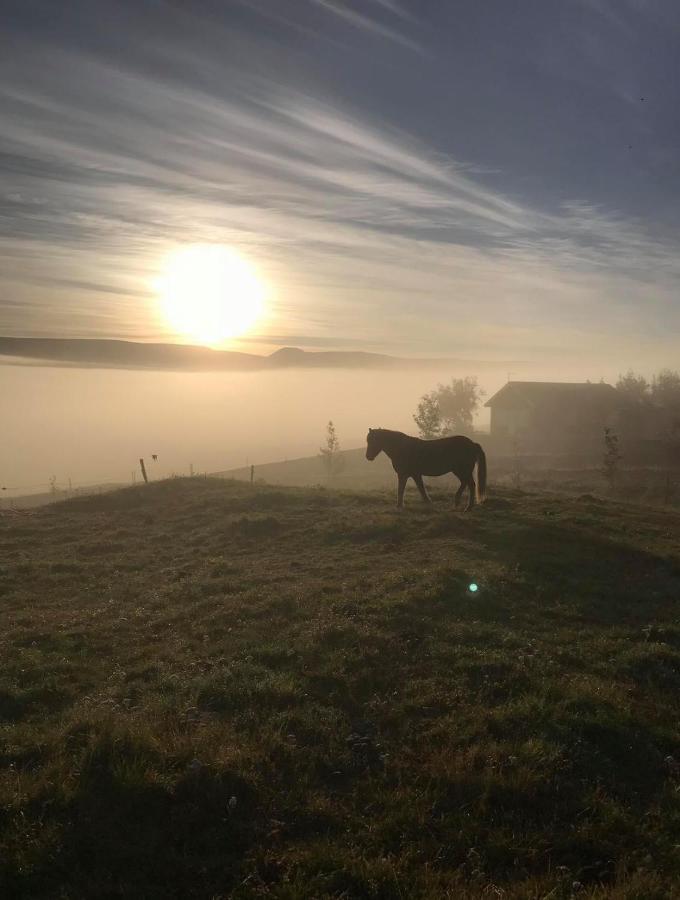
[1,360,621,497]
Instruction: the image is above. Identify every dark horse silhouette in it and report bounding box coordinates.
[366,428,487,511]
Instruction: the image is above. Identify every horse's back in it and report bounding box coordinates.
[409,433,477,476]
[424,434,476,450]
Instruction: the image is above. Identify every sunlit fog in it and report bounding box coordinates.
[2,357,623,498]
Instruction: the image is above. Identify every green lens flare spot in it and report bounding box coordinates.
[468,583,479,593]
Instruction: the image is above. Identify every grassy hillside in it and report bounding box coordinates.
[222,447,680,512]
[219,447,397,490]
[1,478,679,898]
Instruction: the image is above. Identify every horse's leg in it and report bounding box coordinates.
[396,474,407,508]
[465,477,476,512]
[414,474,432,504]
[454,477,465,509]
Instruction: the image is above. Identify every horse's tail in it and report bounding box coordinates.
[475,443,487,502]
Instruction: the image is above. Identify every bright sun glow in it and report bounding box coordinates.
[156,244,265,345]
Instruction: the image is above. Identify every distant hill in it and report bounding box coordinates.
[1,482,126,511]
[0,336,520,371]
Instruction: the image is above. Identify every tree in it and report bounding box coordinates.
[601,427,622,489]
[413,394,443,439]
[413,377,484,438]
[616,370,650,406]
[616,369,680,415]
[661,417,680,504]
[319,420,343,478]
[651,369,680,415]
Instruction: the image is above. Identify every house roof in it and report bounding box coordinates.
[485,381,619,409]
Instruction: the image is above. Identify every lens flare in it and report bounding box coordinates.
[468,582,479,593]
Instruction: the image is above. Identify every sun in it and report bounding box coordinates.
[156,244,265,345]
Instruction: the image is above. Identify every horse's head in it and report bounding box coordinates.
[366,428,383,461]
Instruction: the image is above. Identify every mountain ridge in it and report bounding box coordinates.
[0,337,520,371]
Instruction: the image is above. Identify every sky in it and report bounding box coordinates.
[1,0,680,363]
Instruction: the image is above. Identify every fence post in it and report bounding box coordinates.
[139,458,149,484]
[250,464,255,486]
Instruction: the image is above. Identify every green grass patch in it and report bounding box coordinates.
[1,477,679,897]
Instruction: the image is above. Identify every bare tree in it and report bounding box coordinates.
[662,419,680,504]
[319,420,344,478]
[601,427,622,490]
[512,438,522,490]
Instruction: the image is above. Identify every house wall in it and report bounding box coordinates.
[490,406,532,437]
[491,403,619,453]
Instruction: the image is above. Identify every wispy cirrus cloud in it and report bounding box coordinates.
[1,0,679,365]
[307,0,420,50]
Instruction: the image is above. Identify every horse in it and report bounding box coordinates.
[366,428,487,511]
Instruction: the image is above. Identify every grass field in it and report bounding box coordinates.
[1,477,679,898]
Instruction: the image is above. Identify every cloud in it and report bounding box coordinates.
[307,0,420,50]
[0,3,679,366]
[575,0,635,34]
[369,0,414,21]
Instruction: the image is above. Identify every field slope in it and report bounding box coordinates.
[1,479,679,898]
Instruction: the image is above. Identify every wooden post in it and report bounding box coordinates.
[139,458,149,484]
[250,464,255,486]
[190,462,194,477]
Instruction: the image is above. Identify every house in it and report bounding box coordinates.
[485,381,621,452]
